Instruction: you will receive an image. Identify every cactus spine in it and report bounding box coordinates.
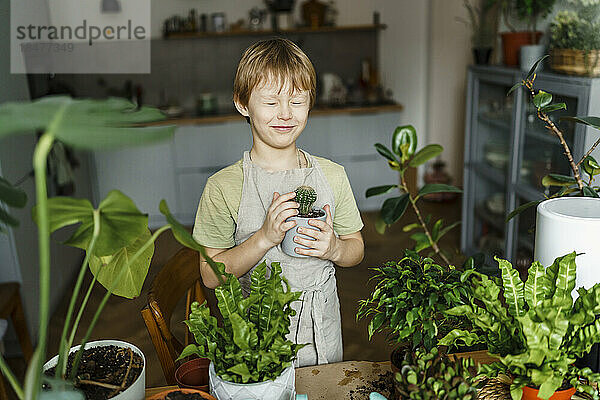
[295,185,317,216]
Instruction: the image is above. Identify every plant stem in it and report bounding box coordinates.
[56,209,101,378]
[576,136,600,168]
[400,174,450,265]
[69,225,170,380]
[66,274,97,356]
[0,353,24,400]
[25,131,57,400]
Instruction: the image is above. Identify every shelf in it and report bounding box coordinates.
[478,114,511,132]
[143,103,404,126]
[163,24,386,40]
[471,162,506,187]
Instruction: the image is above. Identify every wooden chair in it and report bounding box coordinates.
[141,247,207,385]
[0,282,34,399]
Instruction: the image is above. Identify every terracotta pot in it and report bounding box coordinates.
[501,31,543,66]
[522,385,576,400]
[147,388,216,400]
[175,358,210,392]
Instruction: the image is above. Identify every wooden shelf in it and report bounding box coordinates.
[163,24,386,40]
[145,103,404,126]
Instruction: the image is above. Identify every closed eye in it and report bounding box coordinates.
[265,102,277,106]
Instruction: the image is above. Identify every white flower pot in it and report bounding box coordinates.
[534,197,600,296]
[520,44,545,71]
[43,339,146,400]
[281,209,326,258]
[209,362,295,400]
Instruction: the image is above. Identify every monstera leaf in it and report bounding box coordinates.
[0,176,27,230]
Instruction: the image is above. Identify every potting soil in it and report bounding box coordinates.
[347,371,393,400]
[44,345,143,400]
[164,391,209,399]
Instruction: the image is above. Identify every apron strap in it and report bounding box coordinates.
[295,282,330,365]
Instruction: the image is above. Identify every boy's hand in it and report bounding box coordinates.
[259,191,298,248]
[293,204,340,261]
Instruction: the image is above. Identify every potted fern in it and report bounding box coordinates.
[281,185,326,258]
[440,252,600,400]
[178,259,303,400]
[0,95,212,400]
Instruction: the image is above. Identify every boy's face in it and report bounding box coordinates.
[235,79,310,151]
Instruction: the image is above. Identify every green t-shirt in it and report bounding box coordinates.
[192,155,364,248]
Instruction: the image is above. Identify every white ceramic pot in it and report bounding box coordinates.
[520,44,545,71]
[281,209,326,258]
[43,339,146,400]
[534,197,600,296]
[209,362,295,400]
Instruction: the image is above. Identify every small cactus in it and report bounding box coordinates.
[295,185,317,216]
[395,348,476,400]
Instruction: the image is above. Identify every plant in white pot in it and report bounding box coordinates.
[0,96,212,400]
[178,259,304,400]
[281,185,326,258]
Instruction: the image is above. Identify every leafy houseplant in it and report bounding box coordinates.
[440,253,600,400]
[357,252,474,358]
[366,125,462,265]
[395,347,476,400]
[459,0,500,64]
[0,95,213,400]
[178,260,303,397]
[281,185,326,258]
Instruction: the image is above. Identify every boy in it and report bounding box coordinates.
[193,37,364,367]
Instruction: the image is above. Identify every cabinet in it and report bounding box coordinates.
[461,65,600,270]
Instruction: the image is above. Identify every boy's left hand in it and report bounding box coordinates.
[293,204,339,261]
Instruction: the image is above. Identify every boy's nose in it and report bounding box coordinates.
[277,104,292,120]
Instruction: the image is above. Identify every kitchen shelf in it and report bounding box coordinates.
[144,103,404,126]
[163,24,386,40]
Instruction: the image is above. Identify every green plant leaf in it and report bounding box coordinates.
[0,207,19,229]
[416,184,462,200]
[533,90,552,109]
[583,186,599,198]
[540,103,566,113]
[374,143,399,162]
[392,125,417,159]
[583,156,600,177]
[526,55,549,80]
[88,228,154,298]
[561,116,600,132]
[366,185,398,198]
[506,200,541,222]
[507,82,523,96]
[0,176,27,208]
[542,174,576,187]
[375,215,387,234]
[380,194,410,225]
[524,261,546,309]
[497,257,525,318]
[402,223,420,232]
[409,144,443,167]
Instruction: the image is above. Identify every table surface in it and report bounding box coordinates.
[145,360,393,399]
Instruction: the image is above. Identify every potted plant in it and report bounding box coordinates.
[459,0,500,65]
[178,259,303,400]
[281,185,326,258]
[394,347,476,400]
[357,252,478,377]
[499,0,556,66]
[549,0,600,76]
[440,253,600,400]
[147,388,216,400]
[0,95,214,399]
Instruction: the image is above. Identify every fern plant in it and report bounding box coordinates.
[440,252,600,400]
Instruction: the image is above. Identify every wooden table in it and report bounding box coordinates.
[145,360,393,399]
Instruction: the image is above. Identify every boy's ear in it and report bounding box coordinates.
[234,100,249,117]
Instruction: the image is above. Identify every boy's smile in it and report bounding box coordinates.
[235,79,310,150]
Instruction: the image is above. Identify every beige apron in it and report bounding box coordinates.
[234,149,343,367]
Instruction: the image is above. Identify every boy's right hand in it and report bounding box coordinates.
[259,191,298,248]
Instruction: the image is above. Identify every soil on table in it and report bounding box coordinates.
[44,345,144,400]
[297,209,325,218]
[347,371,394,400]
[164,391,209,399]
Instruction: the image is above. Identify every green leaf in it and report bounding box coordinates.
[380,194,410,225]
[402,223,420,232]
[88,228,154,298]
[583,186,599,198]
[526,55,549,80]
[540,103,566,113]
[409,144,443,167]
[416,183,462,200]
[583,156,600,176]
[229,313,258,351]
[0,177,27,208]
[541,174,576,187]
[374,143,399,162]
[554,252,577,297]
[0,207,19,228]
[366,185,397,198]
[0,96,175,149]
[438,329,481,347]
[497,257,525,318]
[507,82,523,96]
[375,215,387,234]
[431,219,443,242]
[437,220,461,241]
[34,191,147,256]
[176,344,200,361]
[506,200,541,222]
[524,261,546,309]
[392,125,417,159]
[561,116,600,132]
[533,90,552,109]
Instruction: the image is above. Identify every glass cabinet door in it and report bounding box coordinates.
[519,93,578,192]
[512,195,537,280]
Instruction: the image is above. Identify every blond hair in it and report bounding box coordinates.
[233,38,316,108]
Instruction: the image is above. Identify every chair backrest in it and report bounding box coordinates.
[141,247,207,385]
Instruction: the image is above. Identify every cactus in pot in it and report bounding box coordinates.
[281,185,326,257]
